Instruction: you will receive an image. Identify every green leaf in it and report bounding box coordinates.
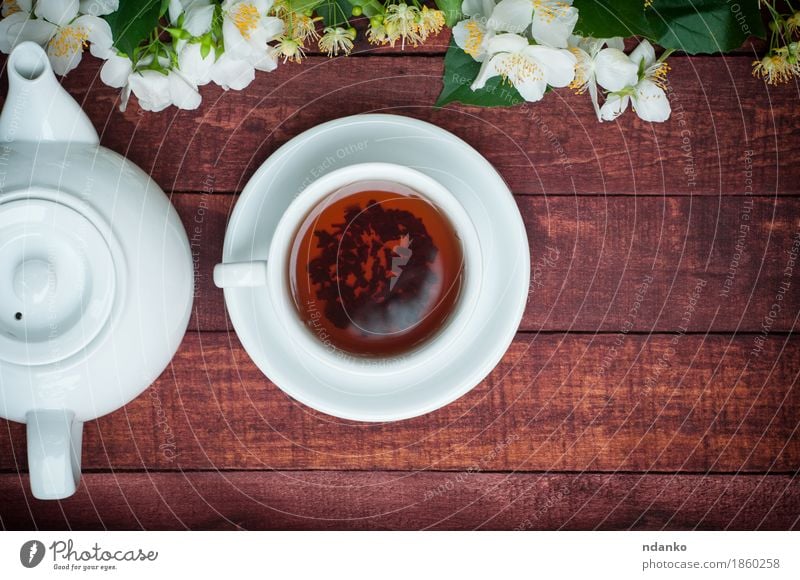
[104,0,162,58]
[573,0,765,55]
[434,0,462,27]
[317,0,352,27]
[572,1,656,38]
[436,39,524,108]
[288,0,326,13]
[648,0,765,54]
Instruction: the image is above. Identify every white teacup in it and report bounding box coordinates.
[214,162,482,376]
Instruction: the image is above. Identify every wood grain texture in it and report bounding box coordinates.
[1,333,797,473]
[174,193,800,333]
[1,54,795,196]
[0,472,796,530]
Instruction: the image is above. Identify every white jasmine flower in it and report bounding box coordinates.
[568,36,638,120]
[490,0,578,48]
[221,0,283,70]
[127,68,201,112]
[471,32,576,102]
[452,0,498,62]
[100,51,132,88]
[0,0,113,73]
[531,0,578,48]
[600,39,672,123]
[128,70,172,112]
[176,36,256,91]
[46,13,113,74]
[169,0,215,37]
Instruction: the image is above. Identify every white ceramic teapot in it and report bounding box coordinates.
[0,42,193,499]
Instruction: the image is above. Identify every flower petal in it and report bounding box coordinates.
[168,0,183,24]
[462,0,493,18]
[524,44,576,87]
[168,71,202,110]
[78,0,118,16]
[531,5,577,48]
[587,80,601,121]
[35,0,79,27]
[629,38,655,69]
[470,53,502,90]
[600,92,630,121]
[453,18,490,61]
[0,13,58,52]
[222,15,252,59]
[184,2,214,36]
[99,52,132,87]
[250,44,279,71]
[594,47,638,92]
[452,19,471,51]
[485,32,528,56]
[129,70,172,112]
[178,41,214,85]
[605,36,624,51]
[513,72,548,102]
[631,78,671,122]
[75,14,113,58]
[252,0,272,13]
[210,52,255,90]
[488,0,531,34]
[260,15,284,40]
[46,40,82,75]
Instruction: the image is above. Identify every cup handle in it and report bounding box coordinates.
[214,261,268,288]
[26,410,83,500]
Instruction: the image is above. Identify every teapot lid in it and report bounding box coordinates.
[0,198,117,366]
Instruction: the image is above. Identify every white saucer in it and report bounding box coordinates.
[221,114,529,422]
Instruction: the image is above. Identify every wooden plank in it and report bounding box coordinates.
[0,472,796,530]
[1,55,794,195]
[1,332,797,473]
[174,193,800,333]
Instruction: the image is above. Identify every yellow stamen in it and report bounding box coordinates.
[532,0,571,24]
[2,0,21,16]
[752,52,796,85]
[232,3,260,39]
[464,20,484,58]
[48,26,89,58]
[649,61,670,90]
[568,46,588,93]
[495,54,543,85]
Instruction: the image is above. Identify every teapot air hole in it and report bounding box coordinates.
[14,313,22,321]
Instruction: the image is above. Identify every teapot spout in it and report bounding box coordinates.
[0,42,98,145]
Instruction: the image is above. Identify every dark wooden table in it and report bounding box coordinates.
[1,30,799,530]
